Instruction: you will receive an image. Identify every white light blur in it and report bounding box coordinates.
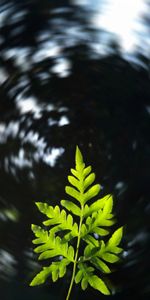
[42,148,64,167]
[16,95,42,118]
[92,0,147,52]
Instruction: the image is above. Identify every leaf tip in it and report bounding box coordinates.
[31,224,36,231]
[60,199,64,205]
[29,276,40,286]
[35,202,40,208]
[116,226,123,237]
[29,280,34,287]
[75,145,83,165]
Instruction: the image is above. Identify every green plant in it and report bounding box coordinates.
[30,146,123,299]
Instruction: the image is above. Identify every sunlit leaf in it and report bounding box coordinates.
[83,184,101,204]
[88,275,110,295]
[107,227,123,248]
[30,265,53,286]
[61,200,81,216]
[83,173,95,191]
[75,270,83,284]
[75,146,84,170]
[68,175,80,190]
[65,186,81,202]
[81,277,88,290]
[30,146,124,297]
[91,257,111,274]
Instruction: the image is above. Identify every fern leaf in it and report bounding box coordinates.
[65,186,81,202]
[81,212,115,239]
[83,184,101,204]
[58,259,70,277]
[75,146,85,170]
[91,257,111,274]
[30,265,53,286]
[38,242,74,262]
[75,263,110,295]
[88,275,110,295]
[75,269,83,284]
[83,194,112,218]
[81,277,88,290]
[107,227,123,248]
[43,209,66,226]
[83,165,92,178]
[31,225,49,244]
[50,259,70,282]
[61,200,81,216]
[30,258,70,286]
[83,230,123,273]
[50,216,78,238]
[68,176,80,191]
[35,203,78,239]
[83,173,95,191]
[35,203,62,223]
[30,146,124,299]
[101,252,119,263]
[83,234,99,247]
[94,227,109,236]
[103,196,113,216]
[82,196,115,238]
[75,263,94,289]
[32,227,74,262]
[70,168,79,179]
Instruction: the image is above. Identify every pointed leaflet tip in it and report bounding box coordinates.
[75,145,83,166]
[31,224,37,231]
[88,275,110,295]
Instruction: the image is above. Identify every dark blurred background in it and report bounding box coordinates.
[0,0,150,299]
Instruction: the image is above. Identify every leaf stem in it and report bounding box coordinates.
[66,205,84,300]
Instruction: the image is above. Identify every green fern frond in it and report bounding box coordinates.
[30,146,124,300]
